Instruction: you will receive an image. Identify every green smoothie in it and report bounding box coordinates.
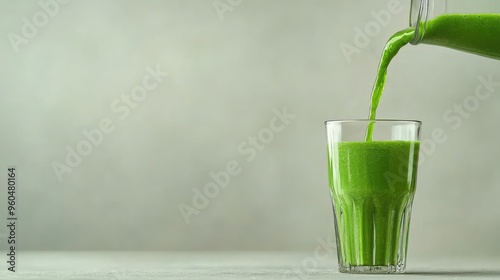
[422,14,500,60]
[331,12,498,270]
[366,14,500,141]
[329,141,420,267]
[365,29,415,141]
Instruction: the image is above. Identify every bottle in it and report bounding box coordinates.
[409,0,500,60]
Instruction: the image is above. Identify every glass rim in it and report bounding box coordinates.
[324,119,422,125]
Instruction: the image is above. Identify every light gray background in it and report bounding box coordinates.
[1,0,499,258]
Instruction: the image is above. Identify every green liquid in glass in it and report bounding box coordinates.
[330,141,420,266]
[336,13,500,267]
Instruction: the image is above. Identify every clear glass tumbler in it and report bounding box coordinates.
[325,120,421,274]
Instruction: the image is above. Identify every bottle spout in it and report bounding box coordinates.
[409,0,429,44]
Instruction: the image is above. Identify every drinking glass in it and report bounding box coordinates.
[325,120,421,274]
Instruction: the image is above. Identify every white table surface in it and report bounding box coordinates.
[1,252,499,279]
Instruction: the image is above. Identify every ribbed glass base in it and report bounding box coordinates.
[339,263,406,274]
